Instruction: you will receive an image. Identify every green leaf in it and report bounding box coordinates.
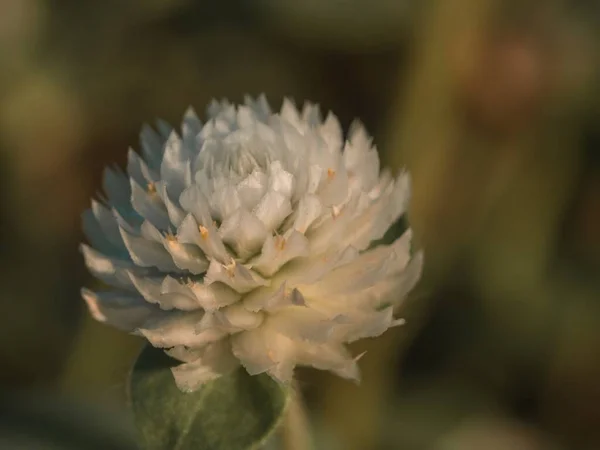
[129,345,289,450]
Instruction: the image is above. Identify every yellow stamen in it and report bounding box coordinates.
[147,182,157,194]
[225,259,236,278]
[327,168,336,180]
[275,235,286,251]
[199,225,209,239]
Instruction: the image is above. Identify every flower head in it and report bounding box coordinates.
[81,95,423,391]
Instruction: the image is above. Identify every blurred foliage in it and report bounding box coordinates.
[0,0,599,448]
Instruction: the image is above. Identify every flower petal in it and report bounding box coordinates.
[138,310,220,348]
[81,288,163,332]
[119,226,179,272]
[205,259,269,294]
[177,214,230,263]
[101,166,130,207]
[187,281,241,311]
[230,328,276,375]
[90,199,124,249]
[251,230,309,277]
[179,185,212,225]
[127,148,157,186]
[182,106,202,150]
[139,124,165,170]
[253,190,292,232]
[219,208,268,260]
[160,276,204,310]
[269,306,334,343]
[171,340,239,392]
[82,209,118,256]
[130,179,170,230]
[295,341,360,382]
[330,307,396,343]
[236,169,268,210]
[163,237,209,275]
[268,161,294,198]
[159,182,186,228]
[221,303,265,331]
[290,194,322,234]
[80,244,134,289]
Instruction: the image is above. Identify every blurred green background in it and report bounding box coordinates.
[0,0,599,448]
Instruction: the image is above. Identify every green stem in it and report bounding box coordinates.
[281,381,313,450]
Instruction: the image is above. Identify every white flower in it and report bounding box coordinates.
[81,95,423,392]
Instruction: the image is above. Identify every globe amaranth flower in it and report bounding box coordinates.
[81,95,423,392]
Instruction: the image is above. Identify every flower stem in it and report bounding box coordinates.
[281,381,313,450]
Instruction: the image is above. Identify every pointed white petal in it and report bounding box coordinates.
[269,306,333,343]
[165,345,203,363]
[280,98,302,130]
[156,118,173,139]
[130,179,170,230]
[102,166,130,207]
[81,288,163,332]
[230,328,276,375]
[182,106,202,150]
[112,206,142,235]
[159,276,204,310]
[140,124,164,170]
[187,281,241,311]
[219,208,268,260]
[369,172,411,242]
[90,200,124,249]
[242,281,306,313]
[161,132,192,199]
[171,340,239,392]
[138,310,220,348]
[291,194,322,234]
[295,342,360,382]
[139,220,164,243]
[281,245,359,286]
[119,226,178,272]
[262,331,297,383]
[236,169,268,210]
[205,259,269,294]
[82,209,119,255]
[159,183,186,228]
[318,162,349,207]
[221,303,265,331]
[128,272,162,304]
[253,190,292,232]
[304,232,412,297]
[177,214,230,263]
[306,164,323,194]
[179,185,212,225]
[127,148,157,186]
[306,202,355,256]
[319,112,343,152]
[80,244,133,289]
[163,237,209,275]
[268,161,294,198]
[251,230,309,277]
[301,102,322,127]
[331,307,396,343]
[211,183,241,222]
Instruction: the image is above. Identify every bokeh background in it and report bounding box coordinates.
[1,0,599,448]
